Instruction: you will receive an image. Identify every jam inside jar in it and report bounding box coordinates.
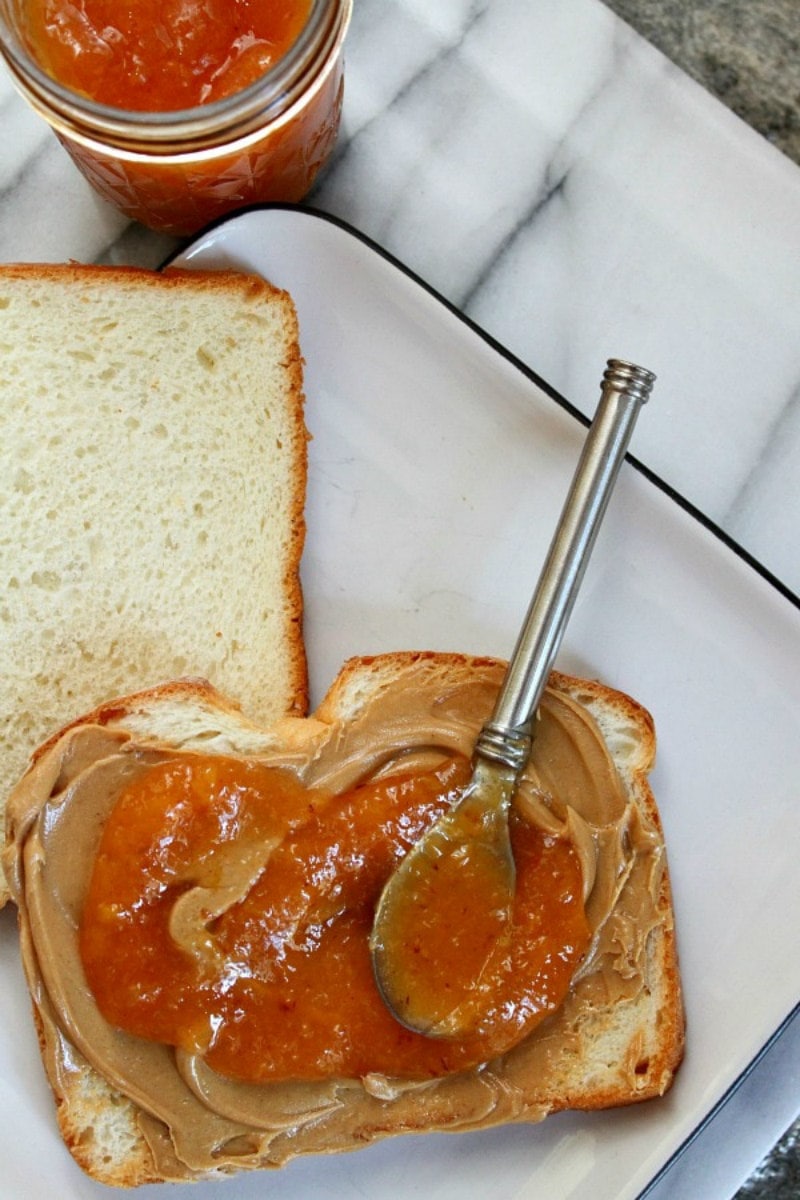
[0,0,352,235]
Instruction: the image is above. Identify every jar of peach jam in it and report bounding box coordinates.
[0,0,352,235]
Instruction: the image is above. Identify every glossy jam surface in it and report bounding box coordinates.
[372,770,521,1038]
[26,0,313,111]
[80,754,590,1083]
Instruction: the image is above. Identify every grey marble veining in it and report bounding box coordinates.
[0,1,798,1196]
[309,0,800,598]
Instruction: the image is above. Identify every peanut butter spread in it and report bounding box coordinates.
[4,660,666,1180]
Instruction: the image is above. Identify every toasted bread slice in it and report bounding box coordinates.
[0,264,308,904]
[4,652,684,1186]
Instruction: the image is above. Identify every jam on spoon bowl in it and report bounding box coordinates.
[369,358,657,1039]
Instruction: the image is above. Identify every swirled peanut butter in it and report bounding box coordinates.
[5,658,668,1179]
[80,751,591,1082]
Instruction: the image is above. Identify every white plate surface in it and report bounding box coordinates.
[2,207,798,1199]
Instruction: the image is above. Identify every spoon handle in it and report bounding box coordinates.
[475,358,656,771]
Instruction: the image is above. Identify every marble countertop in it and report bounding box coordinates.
[1,0,798,1196]
[605,0,799,166]
[561,8,800,1193]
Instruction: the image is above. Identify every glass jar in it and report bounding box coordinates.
[0,0,352,236]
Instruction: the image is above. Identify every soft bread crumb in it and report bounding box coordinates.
[0,264,308,904]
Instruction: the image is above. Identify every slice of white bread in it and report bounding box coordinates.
[4,652,684,1187]
[0,263,308,905]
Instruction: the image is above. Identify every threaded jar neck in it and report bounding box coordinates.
[0,0,351,153]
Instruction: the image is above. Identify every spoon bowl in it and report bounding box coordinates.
[371,757,517,1037]
[369,359,656,1038]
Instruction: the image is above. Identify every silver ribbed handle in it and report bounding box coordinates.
[474,358,655,771]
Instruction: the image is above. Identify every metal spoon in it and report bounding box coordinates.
[369,358,656,1039]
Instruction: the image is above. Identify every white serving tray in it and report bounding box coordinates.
[2,206,797,1199]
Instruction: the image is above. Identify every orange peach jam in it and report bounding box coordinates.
[10,0,350,233]
[25,0,312,111]
[80,753,590,1083]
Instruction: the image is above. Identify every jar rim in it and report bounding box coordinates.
[0,0,351,148]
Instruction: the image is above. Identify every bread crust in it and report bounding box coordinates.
[4,653,683,1185]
